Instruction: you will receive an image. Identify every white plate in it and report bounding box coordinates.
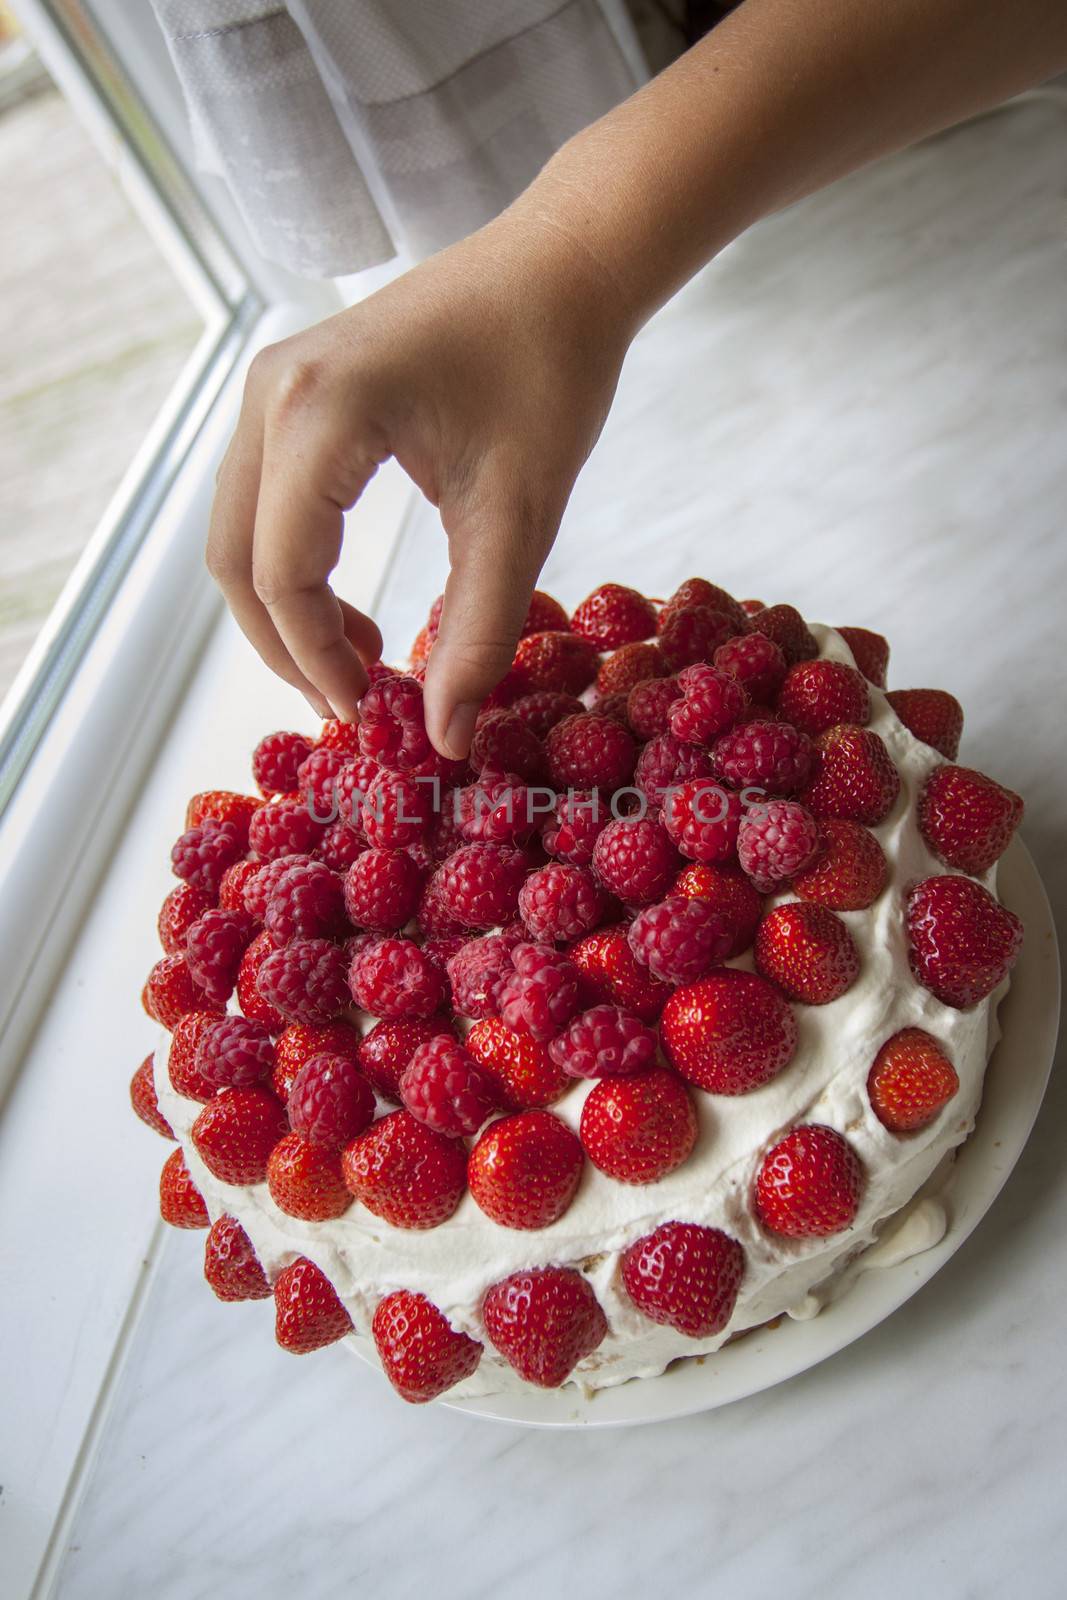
[348,839,1059,1428]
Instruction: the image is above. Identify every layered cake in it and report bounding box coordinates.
[133,578,1025,1404]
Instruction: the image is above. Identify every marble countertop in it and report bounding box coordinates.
[42,96,1067,1599]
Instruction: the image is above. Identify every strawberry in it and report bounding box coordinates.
[218,858,262,913]
[621,1222,745,1338]
[513,631,599,696]
[273,1020,362,1102]
[754,902,860,1005]
[157,881,213,956]
[918,764,1023,874]
[660,969,798,1094]
[569,926,673,1021]
[316,717,362,756]
[571,583,657,650]
[906,875,1023,1008]
[266,1131,352,1220]
[579,1069,698,1184]
[184,789,261,846]
[468,1110,583,1229]
[482,1266,607,1387]
[236,929,287,1032]
[522,590,571,636]
[792,819,888,910]
[748,603,818,665]
[274,1257,353,1353]
[801,724,901,825]
[777,660,870,736]
[167,1009,223,1100]
[191,1087,288,1185]
[659,578,750,637]
[754,1125,864,1237]
[203,1215,271,1301]
[356,1017,454,1102]
[868,1028,960,1133]
[465,1018,570,1109]
[886,688,963,760]
[671,863,764,957]
[657,604,737,670]
[372,1290,483,1403]
[595,640,666,696]
[836,626,889,687]
[159,1148,209,1228]
[130,1053,174,1137]
[341,1109,467,1229]
[410,624,434,667]
[142,955,224,1031]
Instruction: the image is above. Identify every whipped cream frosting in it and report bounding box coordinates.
[154,626,1005,1398]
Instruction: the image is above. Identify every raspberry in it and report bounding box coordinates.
[159,1148,209,1228]
[456,773,537,846]
[886,688,963,761]
[372,1290,483,1404]
[357,675,433,769]
[736,799,820,892]
[274,1257,353,1353]
[802,724,901,825]
[468,1110,583,1229]
[253,730,313,796]
[513,630,599,695]
[509,690,585,738]
[778,659,870,736]
[627,674,683,740]
[522,589,570,635]
[192,1087,287,1185]
[792,819,887,910]
[465,1017,570,1108]
[755,902,860,1004]
[166,1010,222,1099]
[434,843,528,929]
[591,816,680,905]
[248,797,324,860]
[428,790,466,860]
[267,1131,352,1220]
[242,854,313,920]
[469,709,545,783]
[316,819,366,872]
[157,881,212,955]
[595,641,666,697]
[918,764,1023,875]
[296,745,347,819]
[748,603,818,665]
[343,847,423,930]
[342,1109,467,1228]
[547,1004,657,1078]
[672,862,764,957]
[218,858,261,912]
[658,604,737,670]
[669,664,749,744]
[256,937,351,1025]
[170,817,244,897]
[660,969,798,1093]
[360,768,434,850]
[713,632,787,704]
[445,932,519,1019]
[357,1017,453,1100]
[633,732,714,806]
[349,936,445,1020]
[622,1223,745,1338]
[416,878,467,938]
[587,690,631,725]
[185,908,257,1003]
[185,790,260,847]
[498,942,580,1041]
[868,1028,960,1133]
[273,1020,361,1101]
[754,1125,864,1238]
[711,718,815,796]
[571,582,657,649]
[203,1215,271,1301]
[196,1014,274,1090]
[545,713,635,791]
[627,894,737,983]
[316,714,365,754]
[130,1054,174,1138]
[288,1052,376,1145]
[519,862,605,942]
[236,930,287,1031]
[837,625,889,687]
[334,754,380,829]
[663,779,742,864]
[542,788,609,866]
[143,955,223,1030]
[483,1267,606,1387]
[399,1035,498,1136]
[580,1068,698,1184]
[660,578,750,635]
[905,875,1023,1008]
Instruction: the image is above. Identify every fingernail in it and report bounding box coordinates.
[442,700,480,760]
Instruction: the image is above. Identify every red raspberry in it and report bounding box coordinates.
[509,690,585,738]
[886,688,963,761]
[542,789,609,866]
[170,817,244,897]
[918,764,1023,875]
[478,665,531,712]
[658,604,737,670]
[570,926,673,1021]
[334,754,380,829]
[316,714,364,754]
[357,675,433,770]
[143,955,223,1030]
[130,1054,174,1138]
[713,632,787,704]
[373,1290,483,1403]
[288,1052,376,1145]
[236,929,287,1031]
[428,790,466,860]
[548,1004,657,1078]
[868,1028,960,1133]
[906,875,1023,1008]
[248,797,324,860]
[778,659,870,736]
[519,862,605,942]
[273,1020,361,1101]
[587,690,631,725]
[755,902,860,1004]
[343,847,423,930]
[166,1010,222,1099]
[196,1014,274,1090]
[257,937,351,1025]
[466,1017,570,1108]
[434,843,528,929]
[669,664,749,744]
[469,1110,583,1228]
[456,772,538,846]
[711,718,815,795]
[595,641,666,697]
[399,1035,498,1136]
[592,816,680,904]
[469,709,545,782]
[622,1222,745,1338]
[660,578,750,636]
[513,630,599,695]
[571,582,657,648]
[192,1087,288,1184]
[672,862,764,957]
[633,732,714,806]
[663,779,742,864]
[736,799,820,892]
[218,858,261,912]
[349,936,445,1019]
[522,589,571,635]
[342,1109,467,1228]
[627,675,683,740]
[837,625,890,687]
[545,713,635,791]
[754,1124,864,1237]
[357,1017,453,1101]
[660,969,798,1093]
[360,768,434,850]
[627,894,736,983]
[185,790,260,847]
[315,820,366,872]
[242,854,313,920]
[445,932,519,1019]
[253,730,313,796]
[185,907,257,1003]
[157,881,212,955]
[267,1131,352,1220]
[483,1267,607,1388]
[749,603,819,665]
[417,878,467,938]
[203,1215,270,1301]
[296,745,347,819]
[498,942,580,1041]
[793,819,887,910]
[802,724,901,825]
[159,1148,209,1228]
[580,1069,698,1184]
[274,1257,352,1353]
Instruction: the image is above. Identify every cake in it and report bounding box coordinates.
[134,578,1025,1405]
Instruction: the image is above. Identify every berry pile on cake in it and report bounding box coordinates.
[134,578,1024,1404]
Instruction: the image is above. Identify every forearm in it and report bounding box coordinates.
[514,0,1067,329]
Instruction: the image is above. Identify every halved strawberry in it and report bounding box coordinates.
[906,875,1022,1008]
[159,1147,209,1228]
[801,724,901,825]
[191,1088,288,1186]
[778,660,870,735]
[660,969,798,1094]
[372,1290,482,1403]
[792,819,888,910]
[868,1029,959,1132]
[513,631,599,696]
[579,1069,697,1184]
[142,955,224,1031]
[465,1018,570,1109]
[341,1109,467,1229]
[203,1215,271,1301]
[754,902,860,1005]
[157,881,213,956]
[918,764,1023,874]
[184,789,261,847]
[266,1131,352,1220]
[754,1125,863,1237]
[621,1222,745,1338]
[482,1267,607,1388]
[569,926,673,1021]
[571,583,657,650]
[886,688,963,760]
[130,1054,174,1137]
[468,1110,583,1229]
[836,626,889,687]
[274,1257,352,1353]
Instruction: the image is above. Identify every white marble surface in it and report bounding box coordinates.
[50,99,1067,1598]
